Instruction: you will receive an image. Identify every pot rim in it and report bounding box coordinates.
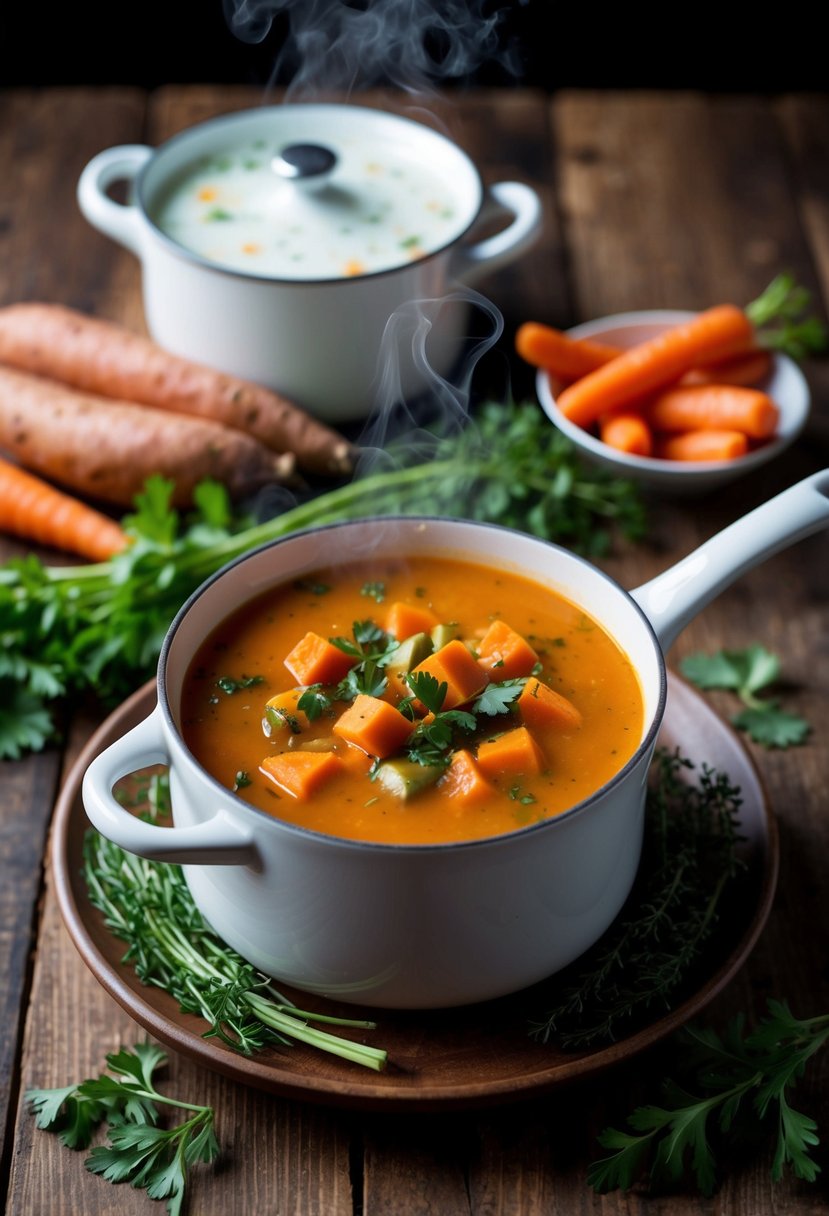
[158,516,668,854]
[132,101,487,287]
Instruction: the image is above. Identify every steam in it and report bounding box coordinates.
[223,0,524,96]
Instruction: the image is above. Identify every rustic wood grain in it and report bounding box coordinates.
[2,85,829,1216]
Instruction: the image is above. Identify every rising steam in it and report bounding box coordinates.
[223,0,524,95]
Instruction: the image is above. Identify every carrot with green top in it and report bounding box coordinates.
[0,454,129,561]
[647,384,780,440]
[556,305,756,430]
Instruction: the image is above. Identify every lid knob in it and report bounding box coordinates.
[272,143,338,192]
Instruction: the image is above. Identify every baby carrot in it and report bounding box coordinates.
[656,430,749,462]
[681,347,773,388]
[599,412,654,457]
[647,384,780,440]
[555,305,756,429]
[0,454,129,561]
[515,321,620,380]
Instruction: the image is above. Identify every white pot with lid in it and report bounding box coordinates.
[77,103,542,422]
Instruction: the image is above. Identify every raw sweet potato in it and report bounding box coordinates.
[0,302,355,477]
[0,366,295,508]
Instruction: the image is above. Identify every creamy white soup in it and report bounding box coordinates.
[152,135,464,281]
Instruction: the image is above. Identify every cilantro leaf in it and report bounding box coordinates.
[403,671,447,715]
[732,704,811,748]
[215,674,264,696]
[296,685,332,721]
[473,678,526,717]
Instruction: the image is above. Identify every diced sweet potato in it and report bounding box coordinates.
[284,631,354,686]
[260,750,345,799]
[439,749,495,808]
[476,727,544,778]
[411,640,488,710]
[385,600,440,641]
[518,679,583,732]
[332,694,414,758]
[476,620,539,680]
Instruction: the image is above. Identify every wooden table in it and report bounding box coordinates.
[2,85,828,1214]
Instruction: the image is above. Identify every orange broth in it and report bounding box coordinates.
[179,556,644,845]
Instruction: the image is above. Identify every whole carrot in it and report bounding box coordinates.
[682,348,773,388]
[515,321,620,380]
[0,366,296,508]
[0,303,355,477]
[647,384,779,440]
[656,430,749,462]
[555,305,755,429]
[0,455,129,561]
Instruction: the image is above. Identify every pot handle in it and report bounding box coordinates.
[82,706,259,865]
[631,469,829,651]
[76,144,153,257]
[450,181,543,285]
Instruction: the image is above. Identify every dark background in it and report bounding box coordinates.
[0,1,824,92]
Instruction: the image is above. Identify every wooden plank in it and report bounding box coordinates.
[0,87,147,328]
[0,86,148,1198]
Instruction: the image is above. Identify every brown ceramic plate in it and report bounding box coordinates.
[53,673,777,1112]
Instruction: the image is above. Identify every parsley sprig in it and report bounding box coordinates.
[589,1000,829,1196]
[680,645,811,748]
[0,400,645,760]
[745,272,828,360]
[27,1042,218,1216]
[296,621,397,720]
[397,670,526,768]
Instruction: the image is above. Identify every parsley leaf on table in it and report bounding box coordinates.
[27,1042,219,1216]
[588,999,829,1196]
[680,645,811,748]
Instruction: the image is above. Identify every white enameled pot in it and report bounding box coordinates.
[82,471,829,1009]
[76,103,542,423]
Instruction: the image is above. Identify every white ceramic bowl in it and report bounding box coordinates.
[82,474,829,1010]
[535,310,811,493]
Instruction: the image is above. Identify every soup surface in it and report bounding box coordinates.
[180,556,644,845]
[153,135,462,280]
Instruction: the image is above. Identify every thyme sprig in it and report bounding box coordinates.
[83,791,387,1073]
[531,749,746,1049]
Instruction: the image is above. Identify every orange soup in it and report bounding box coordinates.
[179,555,644,845]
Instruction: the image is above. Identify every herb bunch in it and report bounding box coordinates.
[27,1042,218,1216]
[589,1000,829,1195]
[0,400,645,760]
[531,749,746,1049]
[84,787,387,1072]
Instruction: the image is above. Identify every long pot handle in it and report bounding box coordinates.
[82,706,258,865]
[631,468,829,651]
[450,181,543,286]
[76,144,153,257]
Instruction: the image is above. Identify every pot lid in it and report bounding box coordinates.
[149,104,482,282]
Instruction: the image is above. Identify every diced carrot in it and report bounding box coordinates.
[476,620,539,681]
[439,749,495,809]
[332,694,414,757]
[264,688,309,732]
[385,600,440,641]
[411,640,489,710]
[647,384,779,440]
[518,679,583,732]
[655,430,750,462]
[260,750,345,799]
[476,727,544,778]
[284,632,355,686]
[599,412,654,457]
